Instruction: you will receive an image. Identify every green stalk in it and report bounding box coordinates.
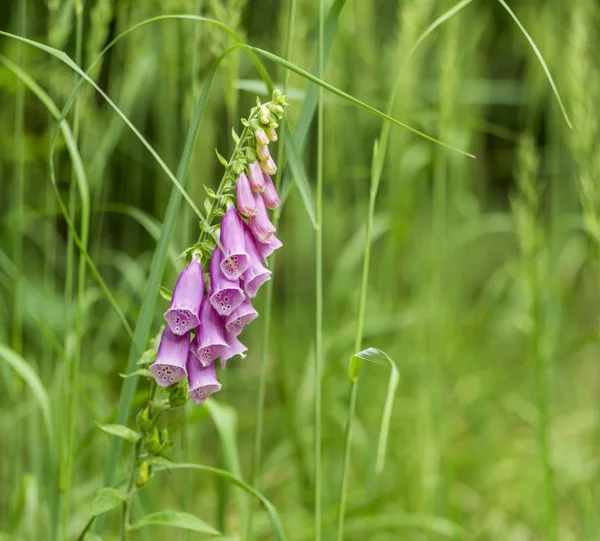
[336,147,377,540]
[314,0,325,539]
[11,0,26,535]
[121,439,142,541]
[61,1,87,534]
[246,1,296,539]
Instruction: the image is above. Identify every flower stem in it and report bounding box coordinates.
[336,141,378,540]
[246,4,296,537]
[201,102,276,241]
[121,439,142,541]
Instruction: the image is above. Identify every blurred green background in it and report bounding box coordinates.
[1,0,599,539]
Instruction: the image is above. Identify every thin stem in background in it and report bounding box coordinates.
[314,0,325,538]
[335,144,378,540]
[61,0,87,535]
[246,1,296,538]
[11,0,26,534]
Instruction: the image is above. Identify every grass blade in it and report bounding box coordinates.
[152,463,287,541]
[250,47,476,158]
[406,0,476,60]
[497,0,572,129]
[349,347,400,472]
[0,344,53,442]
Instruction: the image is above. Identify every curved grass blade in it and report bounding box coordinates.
[128,511,220,535]
[250,47,476,159]
[406,0,476,60]
[0,30,207,225]
[497,0,572,129]
[0,344,53,442]
[0,54,135,342]
[152,463,286,541]
[349,347,400,472]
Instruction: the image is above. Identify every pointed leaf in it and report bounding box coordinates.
[90,487,125,516]
[128,511,220,535]
[119,368,153,379]
[96,423,141,443]
[159,286,172,302]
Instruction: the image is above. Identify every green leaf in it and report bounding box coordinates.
[0,345,53,442]
[152,463,286,541]
[349,348,400,472]
[406,0,476,60]
[90,487,125,516]
[128,511,220,535]
[96,423,141,443]
[159,286,172,302]
[119,368,153,379]
[204,400,247,526]
[280,128,316,227]
[215,149,229,167]
[497,0,572,129]
[249,47,475,159]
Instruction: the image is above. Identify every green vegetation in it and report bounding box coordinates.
[1,0,599,539]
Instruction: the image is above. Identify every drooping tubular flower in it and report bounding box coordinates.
[261,173,280,210]
[248,160,266,193]
[150,327,190,387]
[193,294,228,367]
[187,352,222,404]
[164,256,204,335]
[226,297,258,335]
[256,233,283,262]
[209,247,245,316]
[248,193,276,243]
[219,205,251,280]
[219,331,247,369]
[242,225,271,298]
[236,172,257,217]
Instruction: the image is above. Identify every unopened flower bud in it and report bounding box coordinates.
[255,128,269,146]
[259,106,270,125]
[271,89,282,102]
[146,427,161,454]
[136,461,151,488]
[256,144,270,161]
[260,156,277,175]
[266,127,278,142]
[136,405,155,432]
[270,104,284,118]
